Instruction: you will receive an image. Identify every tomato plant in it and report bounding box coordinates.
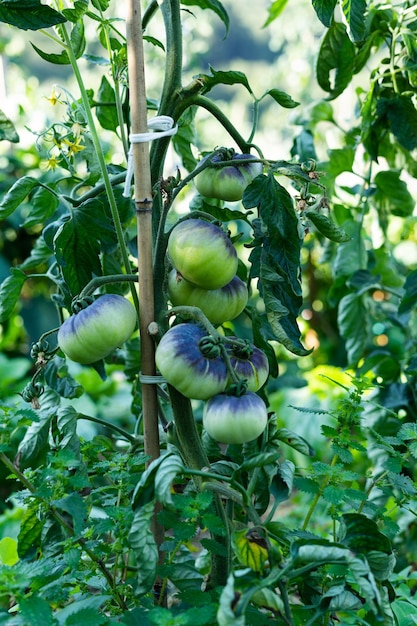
[167,218,238,289]
[58,294,137,364]
[203,390,268,444]
[167,270,248,325]
[194,149,263,201]
[0,0,417,624]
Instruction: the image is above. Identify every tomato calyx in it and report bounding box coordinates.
[71,294,95,314]
[225,379,248,398]
[226,338,254,360]
[198,335,222,359]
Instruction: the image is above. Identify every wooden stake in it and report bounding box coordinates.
[126,0,160,466]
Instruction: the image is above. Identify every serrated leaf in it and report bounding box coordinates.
[341,513,392,554]
[181,0,229,36]
[0,0,66,30]
[0,108,19,142]
[53,492,88,536]
[21,185,59,228]
[0,267,26,322]
[44,358,84,400]
[311,0,337,27]
[341,0,367,42]
[0,175,40,219]
[316,22,355,99]
[16,412,52,469]
[338,292,370,366]
[199,65,252,95]
[55,595,111,626]
[128,500,158,596]
[266,89,299,108]
[293,476,320,494]
[19,596,53,626]
[305,209,351,242]
[244,175,310,356]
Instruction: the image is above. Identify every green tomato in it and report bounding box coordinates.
[58,294,137,364]
[227,340,270,391]
[168,269,248,325]
[155,323,228,400]
[203,391,268,444]
[195,151,263,201]
[167,219,238,290]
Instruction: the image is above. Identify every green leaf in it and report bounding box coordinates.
[311,0,337,27]
[19,596,53,626]
[263,0,289,27]
[0,0,66,30]
[128,500,158,596]
[232,529,269,572]
[376,95,417,152]
[333,221,367,279]
[199,65,252,95]
[96,75,118,132]
[373,170,415,218]
[0,108,19,142]
[338,292,370,366]
[16,412,52,469]
[265,89,299,109]
[18,505,44,558]
[154,453,184,508]
[316,22,355,99]
[61,0,88,22]
[173,107,198,171]
[0,268,26,322]
[244,174,310,356]
[21,185,59,228]
[53,492,88,536]
[181,0,229,36]
[274,428,315,456]
[399,269,417,314]
[305,208,351,242]
[31,19,85,64]
[0,537,18,565]
[341,513,392,554]
[341,0,367,42]
[0,175,40,219]
[238,452,281,473]
[217,573,246,626]
[55,595,111,626]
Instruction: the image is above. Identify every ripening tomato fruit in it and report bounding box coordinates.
[203,391,268,444]
[155,323,228,400]
[227,341,270,391]
[167,219,238,290]
[194,151,263,202]
[58,294,137,364]
[168,270,248,325]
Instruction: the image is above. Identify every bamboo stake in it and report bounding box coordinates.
[126,0,160,465]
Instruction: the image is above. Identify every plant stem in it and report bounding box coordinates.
[301,454,339,530]
[57,23,139,311]
[79,274,138,298]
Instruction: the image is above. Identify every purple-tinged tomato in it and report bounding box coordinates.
[155,323,228,400]
[168,270,248,325]
[195,151,263,202]
[227,341,270,391]
[203,391,268,444]
[167,219,238,290]
[58,294,136,364]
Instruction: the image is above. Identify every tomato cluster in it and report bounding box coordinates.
[157,212,271,445]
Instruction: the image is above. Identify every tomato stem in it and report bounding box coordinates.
[79,274,139,299]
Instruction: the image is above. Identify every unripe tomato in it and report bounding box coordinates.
[227,341,270,391]
[194,151,263,202]
[58,294,137,364]
[168,270,248,326]
[167,219,238,290]
[155,323,228,400]
[203,391,268,444]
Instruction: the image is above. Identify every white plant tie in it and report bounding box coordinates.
[123,115,178,197]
